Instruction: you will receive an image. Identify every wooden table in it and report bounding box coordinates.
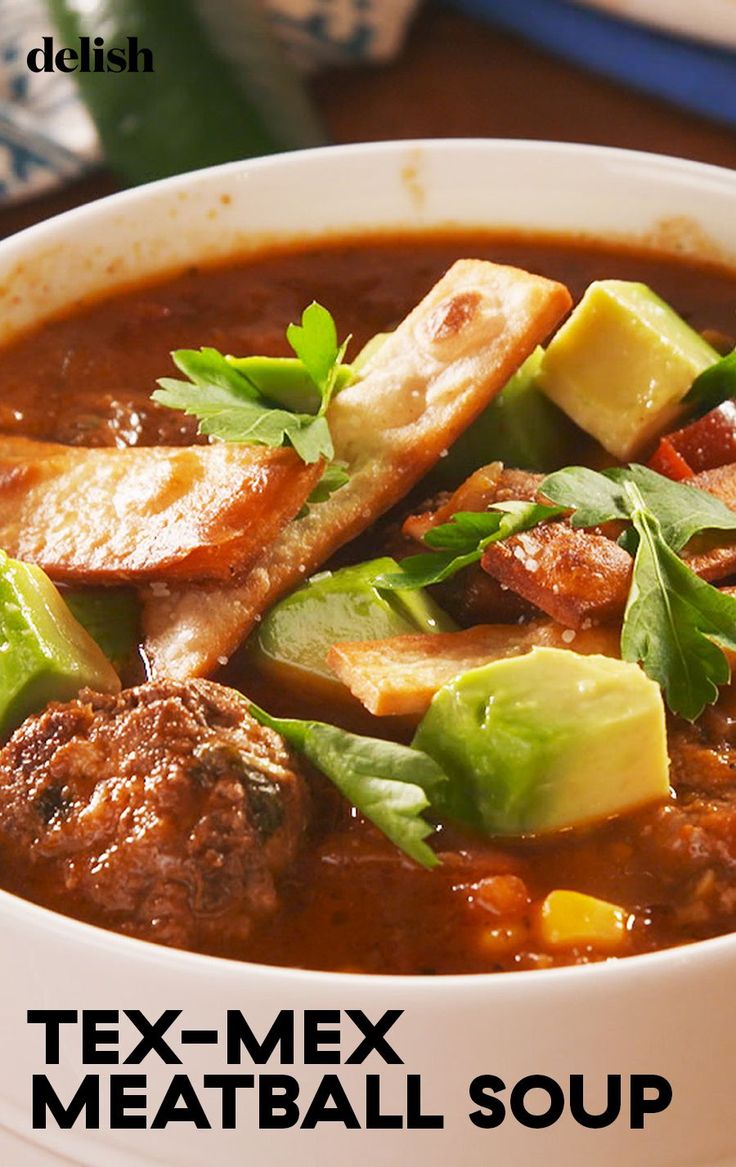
[2,4,735,239]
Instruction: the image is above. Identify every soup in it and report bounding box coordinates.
[0,230,735,974]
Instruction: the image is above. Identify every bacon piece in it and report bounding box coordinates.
[480,522,632,628]
[143,259,572,677]
[328,621,620,716]
[0,436,321,583]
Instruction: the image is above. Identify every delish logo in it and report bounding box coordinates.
[27,36,154,74]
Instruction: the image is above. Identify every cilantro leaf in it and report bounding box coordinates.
[621,498,736,720]
[248,703,446,868]
[543,463,736,553]
[225,355,354,415]
[684,349,736,415]
[305,461,350,506]
[169,346,261,401]
[607,464,736,552]
[377,501,565,590]
[286,301,351,412]
[541,466,629,527]
[153,304,353,465]
[154,369,334,462]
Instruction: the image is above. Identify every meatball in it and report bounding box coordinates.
[0,679,308,949]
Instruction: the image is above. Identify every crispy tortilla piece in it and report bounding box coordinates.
[328,621,620,716]
[143,259,572,677]
[480,522,632,628]
[402,464,546,624]
[0,436,321,583]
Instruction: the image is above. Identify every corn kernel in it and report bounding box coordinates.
[537,890,629,952]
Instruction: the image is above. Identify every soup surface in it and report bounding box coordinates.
[1,230,736,974]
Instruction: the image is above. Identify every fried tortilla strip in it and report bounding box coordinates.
[0,436,321,583]
[328,621,620,716]
[481,521,632,628]
[143,259,572,677]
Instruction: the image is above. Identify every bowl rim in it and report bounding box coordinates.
[3,135,736,990]
[5,136,736,276]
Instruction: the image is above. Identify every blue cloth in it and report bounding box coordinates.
[447,0,736,129]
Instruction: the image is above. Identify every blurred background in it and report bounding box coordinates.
[1,0,735,235]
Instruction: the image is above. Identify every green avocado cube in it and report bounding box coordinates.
[257,557,455,682]
[0,551,120,738]
[226,355,353,414]
[413,647,669,836]
[538,280,719,459]
[63,587,140,673]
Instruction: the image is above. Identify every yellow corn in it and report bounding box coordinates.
[537,889,629,952]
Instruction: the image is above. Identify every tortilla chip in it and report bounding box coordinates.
[0,436,320,583]
[481,521,632,628]
[328,621,621,716]
[144,259,572,677]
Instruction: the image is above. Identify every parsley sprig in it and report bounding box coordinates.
[542,465,736,720]
[248,703,447,868]
[152,302,352,465]
[620,489,736,720]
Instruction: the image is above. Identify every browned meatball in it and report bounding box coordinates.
[0,679,308,949]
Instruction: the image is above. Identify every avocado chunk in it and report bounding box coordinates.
[413,647,669,836]
[257,557,456,682]
[225,355,353,415]
[538,280,719,460]
[63,587,140,673]
[0,551,120,737]
[434,348,583,486]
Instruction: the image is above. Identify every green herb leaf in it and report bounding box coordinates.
[225,355,354,414]
[542,466,736,718]
[541,466,629,527]
[153,304,353,465]
[621,493,736,720]
[306,460,350,506]
[607,464,736,552]
[248,703,446,868]
[377,501,565,590]
[153,370,334,462]
[63,587,140,673]
[297,461,350,517]
[286,301,352,412]
[684,349,736,415]
[543,463,736,552]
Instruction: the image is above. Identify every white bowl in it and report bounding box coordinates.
[1,140,735,1167]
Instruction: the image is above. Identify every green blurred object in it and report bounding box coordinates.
[432,347,584,488]
[0,553,120,739]
[48,0,328,185]
[63,587,140,672]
